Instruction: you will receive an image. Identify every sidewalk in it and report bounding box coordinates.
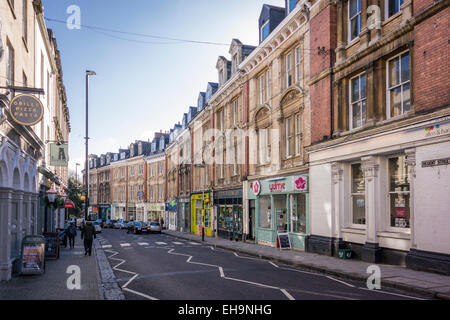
[0,234,103,300]
[164,229,450,300]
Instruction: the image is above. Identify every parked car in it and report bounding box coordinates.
[93,221,102,234]
[127,221,146,234]
[114,220,127,229]
[103,219,116,229]
[146,221,162,234]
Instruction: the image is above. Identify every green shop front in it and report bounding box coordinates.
[248,174,309,251]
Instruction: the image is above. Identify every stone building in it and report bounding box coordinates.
[0,0,70,280]
[307,0,450,274]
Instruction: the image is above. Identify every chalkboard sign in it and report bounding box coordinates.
[43,232,60,260]
[21,236,46,275]
[277,231,291,250]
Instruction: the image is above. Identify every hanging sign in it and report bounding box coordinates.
[9,94,44,126]
[65,201,75,209]
[50,144,69,167]
[293,175,308,192]
[252,181,261,196]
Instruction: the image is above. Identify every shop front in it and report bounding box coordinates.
[99,205,111,220]
[190,192,212,237]
[177,197,190,232]
[111,204,126,220]
[127,203,136,221]
[165,201,178,230]
[136,203,145,222]
[145,203,165,222]
[248,174,309,251]
[214,189,243,240]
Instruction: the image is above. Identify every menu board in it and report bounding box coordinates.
[277,231,291,250]
[43,232,60,260]
[21,243,45,275]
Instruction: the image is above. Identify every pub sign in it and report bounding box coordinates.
[9,94,44,126]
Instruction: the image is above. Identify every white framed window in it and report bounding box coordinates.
[295,47,301,83]
[386,0,404,19]
[6,41,14,86]
[348,0,361,42]
[138,164,144,176]
[349,73,367,130]
[286,53,292,87]
[265,69,270,101]
[260,20,270,42]
[286,116,293,158]
[387,51,410,119]
[351,163,366,226]
[259,128,270,165]
[259,74,266,104]
[388,155,410,229]
[295,113,301,156]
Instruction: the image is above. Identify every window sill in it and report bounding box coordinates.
[341,227,366,235]
[379,109,415,126]
[378,230,411,240]
[383,11,403,27]
[345,37,360,50]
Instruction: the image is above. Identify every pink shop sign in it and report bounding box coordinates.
[293,175,308,192]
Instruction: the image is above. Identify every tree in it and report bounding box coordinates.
[67,177,84,218]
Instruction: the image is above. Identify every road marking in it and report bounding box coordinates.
[189,242,200,245]
[156,242,167,245]
[358,287,425,300]
[123,288,159,300]
[120,243,131,247]
[173,242,184,245]
[269,261,279,268]
[138,243,149,246]
[102,245,112,249]
[280,289,295,300]
[326,276,356,288]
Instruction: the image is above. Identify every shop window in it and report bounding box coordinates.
[259,195,271,229]
[389,156,410,229]
[292,194,306,233]
[351,163,366,225]
[274,195,287,231]
[350,73,367,130]
[348,0,361,42]
[387,51,410,118]
[386,0,404,18]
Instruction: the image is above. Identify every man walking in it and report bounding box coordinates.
[66,222,78,249]
[81,221,96,256]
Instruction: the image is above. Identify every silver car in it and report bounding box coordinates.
[146,221,162,234]
[114,220,127,229]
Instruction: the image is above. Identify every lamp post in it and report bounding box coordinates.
[61,191,68,223]
[46,188,57,232]
[85,70,96,220]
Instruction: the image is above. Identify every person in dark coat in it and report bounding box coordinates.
[81,221,96,256]
[66,222,78,249]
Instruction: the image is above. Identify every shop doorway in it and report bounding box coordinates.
[249,200,255,241]
[274,195,287,231]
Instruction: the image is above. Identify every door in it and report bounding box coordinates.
[249,200,255,240]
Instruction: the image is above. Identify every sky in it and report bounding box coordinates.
[42,0,285,174]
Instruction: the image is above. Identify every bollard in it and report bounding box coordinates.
[202,227,205,242]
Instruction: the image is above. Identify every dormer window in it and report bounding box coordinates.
[232,53,239,74]
[261,20,270,42]
[138,143,143,155]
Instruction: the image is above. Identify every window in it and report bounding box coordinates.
[288,0,297,13]
[292,194,306,233]
[350,73,367,129]
[295,47,301,83]
[349,0,361,41]
[351,163,366,225]
[130,166,135,177]
[259,195,271,229]
[261,20,270,42]
[6,41,14,86]
[232,53,238,74]
[259,129,270,165]
[259,74,266,104]
[389,156,410,229]
[387,0,404,18]
[286,53,293,87]
[138,164,144,176]
[233,99,238,125]
[286,117,293,158]
[265,69,270,101]
[22,0,27,42]
[295,113,301,156]
[387,52,410,118]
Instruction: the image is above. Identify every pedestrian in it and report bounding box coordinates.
[81,221,96,256]
[160,217,164,230]
[66,222,77,249]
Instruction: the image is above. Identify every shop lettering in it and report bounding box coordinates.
[269,182,285,193]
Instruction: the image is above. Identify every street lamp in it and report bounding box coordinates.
[85,70,96,220]
[46,188,57,232]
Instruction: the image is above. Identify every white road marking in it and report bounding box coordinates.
[358,287,425,300]
[120,243,131,247]
[173,242,184,245]
[123,288,159,300]
[138,243,149,246]
[280,289,295,300]
[102,245,112,249]
[269,261,279,268]
[189,242,200,245]
[326,276,356,288]
[156,242,167,245]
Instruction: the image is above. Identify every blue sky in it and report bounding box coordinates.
[42,0,285,173]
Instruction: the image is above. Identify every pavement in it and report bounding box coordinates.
[0,233,103,300]
[96,229,431,300]
[163,229,450,300]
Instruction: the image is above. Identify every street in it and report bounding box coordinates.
[98,229,429,301]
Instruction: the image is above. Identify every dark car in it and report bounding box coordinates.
[103,219,116,229]
[127,221,146,234]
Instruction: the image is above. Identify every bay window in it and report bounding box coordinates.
[387,51,410,118]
